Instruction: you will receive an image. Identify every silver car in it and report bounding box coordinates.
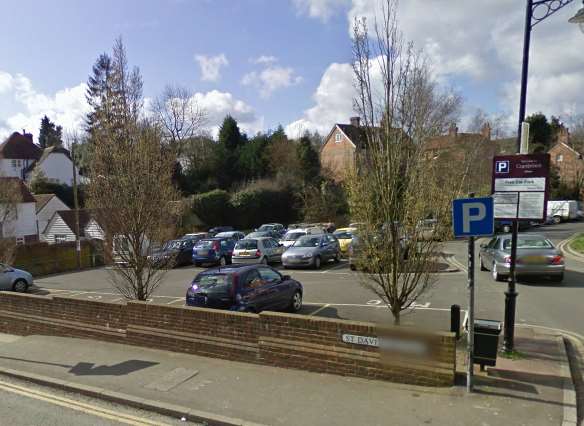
[282,234,341,269]
[232,238,284,265]
[0,263,33,292]
[479,233,564,283]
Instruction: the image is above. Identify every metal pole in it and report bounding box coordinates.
[504,0,533,353]
[72,143,81,270]
[467,193,475,392]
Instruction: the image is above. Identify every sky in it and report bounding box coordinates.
[0,0,583,142]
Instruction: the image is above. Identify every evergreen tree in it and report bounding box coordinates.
[218,115,243,151]
[525,113,552,153]
[85,53,114,135]
[297,135,321,184]
[38,116,63,149]
[216,115,245,188]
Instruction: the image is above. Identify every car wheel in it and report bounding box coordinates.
[480,256,487,271]
[261,256,268,265]
[553,215,562,225]
[289,291,302,313]
[550,273,564,283]
[219,257,226,267]
[350,263,356,271]
[502,225,511,233]
[12,279,28,293]
[492,262,504,282]
[313,256,321,270]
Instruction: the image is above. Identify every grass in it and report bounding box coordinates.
[569,234,584,254]
[499,349,526,360]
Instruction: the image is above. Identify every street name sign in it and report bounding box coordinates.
[491,154,550,220]
[452,197,494,238]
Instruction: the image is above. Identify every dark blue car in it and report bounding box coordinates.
[185,264,303,313]
[192,238,235,267]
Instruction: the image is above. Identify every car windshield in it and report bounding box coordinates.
[283,232,305,241]
[503,237,553,250]
[334,231,353,239]
[235,239,258,250]
[192,273,232,292]
[258,225,275,231]
[215,232,233,238]
[294,236,321,247]
[195,240,214,249]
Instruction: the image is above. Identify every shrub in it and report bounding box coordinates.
[191,189,232,227]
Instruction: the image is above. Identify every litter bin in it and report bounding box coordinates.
[473,319,502,370]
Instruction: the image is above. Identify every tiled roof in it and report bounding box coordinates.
[0,132,42,160]
[0,177,36,203]
[23,145,73,174]
[33,194,55,213]
[55,209,94,236]
[337,124,367,147]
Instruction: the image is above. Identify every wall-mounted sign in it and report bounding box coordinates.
[342,333,428,356]
[342,334,378,347]
[491,154,550,221]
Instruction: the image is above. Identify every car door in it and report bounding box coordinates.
[482,237,498,265]
[240,268,271,311]
[271,238,284,261]
[257,267,287,310]
[0,264,12,290]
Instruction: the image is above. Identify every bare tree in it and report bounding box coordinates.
[347,0,465,325]
[86,39,180,301]
[0,177,22,264]
[153,84,205,157]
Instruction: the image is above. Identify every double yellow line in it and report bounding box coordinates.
[0,379,173,426]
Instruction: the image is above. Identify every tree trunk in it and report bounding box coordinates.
[392,310,401,326]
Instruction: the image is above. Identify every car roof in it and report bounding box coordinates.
[199,264,269,274]
[496,233,547,238]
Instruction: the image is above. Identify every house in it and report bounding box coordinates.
[549,141,584,196]
[0,177,38,244]
[43,209,104,244]
[0,131,81,186]
[320,117,368,181]
[33,193,70,240]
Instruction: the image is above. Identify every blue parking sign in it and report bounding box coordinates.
[452,197,494,237]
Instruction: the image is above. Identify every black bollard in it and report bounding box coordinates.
[451,304,461,340]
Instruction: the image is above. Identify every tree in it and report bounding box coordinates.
[86,38,178,301]
[38,116,63,148]
[238,133,270,181]
[347,0,463,325]
[85,53,114,136]
[153,84,205,157]
[0,177,21,264]
[525,113,552,152]
[297,135,321,185]
[216,115,245,188]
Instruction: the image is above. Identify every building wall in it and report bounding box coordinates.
[0,202,37,240]
[42,214,75,244]
[29,153,79,185]
[85,219,104,240]
[549,143,584,187]
[320,127,356,181]
[0,159,34,179]
[37,197,70,239]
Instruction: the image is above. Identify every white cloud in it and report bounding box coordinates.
[193,90,263,137]
[285,62,354,138]
[195,54,229,82]
[242,65,303,99]
[253,55,278,65]
[0,70,90,142]
[292,0,349,22]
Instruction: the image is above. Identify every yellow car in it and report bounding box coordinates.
[333,228,357,255]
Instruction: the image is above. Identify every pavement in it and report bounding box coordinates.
[0,325,577,426]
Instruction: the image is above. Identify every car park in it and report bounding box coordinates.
[282,234,341,269]
[479,233,564,282]
[149,237,199,267]
[333,227,357,255]
[185,264,303,313]
[280,227,325,248]
[215,231,246,241]
[245,230,281,239]
[257,223,286,238]
[208,226,234,236]
[192,237,236,267]
[232,237,285,265]
[183,232,209,240]
[348,230,410,271]
[0,263,32,292]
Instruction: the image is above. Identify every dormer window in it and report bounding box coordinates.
[335,133,341,143]
[556,154,563,162]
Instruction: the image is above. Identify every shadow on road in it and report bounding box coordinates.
[517,269,584,288]
[69,360,158,376]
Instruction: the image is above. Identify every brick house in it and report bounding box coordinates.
[320,117,366,181]
[549,140,584,196]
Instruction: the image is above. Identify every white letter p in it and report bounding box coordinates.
[462,203,486,233]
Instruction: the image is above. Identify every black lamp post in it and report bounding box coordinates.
[504,0,584,353]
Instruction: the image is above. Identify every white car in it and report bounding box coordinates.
[279,227,325,248]
[232,237,285,265]
[0,263,33,292]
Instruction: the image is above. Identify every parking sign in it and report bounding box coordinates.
[452,197,494,238]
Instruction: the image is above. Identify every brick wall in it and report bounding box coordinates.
[0,292,455,386]
[320,129,355,181]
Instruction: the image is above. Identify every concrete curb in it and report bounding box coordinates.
[558,337,579,426]
[441,253,465,273]
[0,367,267,426]
[558,234,584,263]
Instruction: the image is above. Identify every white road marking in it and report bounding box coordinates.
[366,299,382,305]
[166,298,185,305]
[309,303,331,316]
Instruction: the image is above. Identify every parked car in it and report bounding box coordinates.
[282,234,341,269]
[232,237,285,265]
[495,220,531,234]
[348,229,410,271]
[215,231,246,241]
[183,232,209,240]
[208,226,234,236]
[333,227,357,255]
[479,233,564,282]
[245,230,281,240]
[185,264,303,313]
[0,263,32,293]
[192,237,236,267]
[149,237,199,267]
[280,227,325,248]
[257,223,286,237]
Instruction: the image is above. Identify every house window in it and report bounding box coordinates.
[15,237,25,246]
[335,133,342,143]
[54,234,68,244]
[556,154,563,162]
[11,159,22,168]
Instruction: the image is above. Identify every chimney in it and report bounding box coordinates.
[21,129,33,143]
[350,116,361,128]
[558,127,570,144]
[448,123,458,136]
[481,122,491,140]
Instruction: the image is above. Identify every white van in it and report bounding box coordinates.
[547,200,578,224]
[279,227,325,248]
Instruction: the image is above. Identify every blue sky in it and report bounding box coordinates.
[1,0,583,140]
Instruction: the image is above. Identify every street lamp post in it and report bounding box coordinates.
[504,0,584,353]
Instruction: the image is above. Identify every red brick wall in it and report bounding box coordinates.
[0,293,455,386]
[321,128,355,181]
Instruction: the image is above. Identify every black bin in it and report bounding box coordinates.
[473,319,502,369]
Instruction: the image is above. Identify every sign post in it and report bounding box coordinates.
[452,196,494,392]
[492,154,550,352]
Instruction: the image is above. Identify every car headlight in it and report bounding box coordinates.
[302,253,313,259]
